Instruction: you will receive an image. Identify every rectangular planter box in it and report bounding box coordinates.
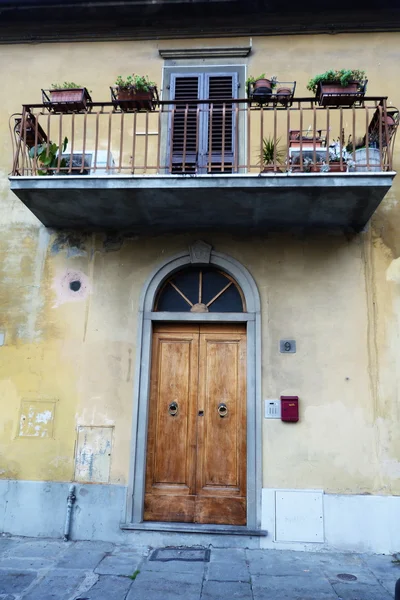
[318,82,364,107]
[111,87,157,112]
[43,88,91,113]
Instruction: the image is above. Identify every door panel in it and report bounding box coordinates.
[144,328,199,522]
[144,323,246,526]
[196,328,246,525]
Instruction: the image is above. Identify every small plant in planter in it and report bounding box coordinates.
[43,82,92,113]
[111,74,158,112]
[307,69,367,107]
[29,137,68,175]
[260,136,286,172]
[324,139,348,172]
[247,74,277,103]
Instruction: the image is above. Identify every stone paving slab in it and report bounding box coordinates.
[0,570,37,594]
[7,540,67,559]
[331,581,393,599]
[95,552,143,577]
[252,573,338,600]
[202,580,253,600]
[22,569,86,600]
[79,574,133,600]
[56,548,107,570]
[0,556,55,570]
[141,554,206,574]
[126,570,203,600]
[206,561,250,582]
[246,549,324,577]
[0,538,20,556]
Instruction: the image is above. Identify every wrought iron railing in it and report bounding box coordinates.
[10,97,399,177]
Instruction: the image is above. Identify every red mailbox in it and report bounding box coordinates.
[281,396,299,422]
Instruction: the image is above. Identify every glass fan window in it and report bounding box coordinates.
[155,267,245,312]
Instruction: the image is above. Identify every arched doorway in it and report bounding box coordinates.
[126,242,262,533]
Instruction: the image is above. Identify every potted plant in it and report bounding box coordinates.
[260,136,286,172]
[324,138,348,172]
[247,74,277,103]
[111,74,158,112]
[307,70,367,107]
[29,137,68,175]
[43,82,92,113]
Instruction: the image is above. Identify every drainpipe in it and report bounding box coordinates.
[395,578,400,600]
[63,484,76,541]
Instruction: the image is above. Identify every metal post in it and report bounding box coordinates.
[63,484,76,541]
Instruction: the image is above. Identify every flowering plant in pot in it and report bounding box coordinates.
[247,74,277,103]
[111,74,158,112]
[307,69,367,107]
[43,82,92,113]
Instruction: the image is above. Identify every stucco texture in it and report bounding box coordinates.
[0,33,399,496]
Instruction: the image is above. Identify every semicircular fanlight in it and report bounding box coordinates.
[155,267,246,313]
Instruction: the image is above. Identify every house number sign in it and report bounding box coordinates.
[280,340,296,353]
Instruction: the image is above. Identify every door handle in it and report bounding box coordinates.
[218,403,228,418]
[168,402,178,416]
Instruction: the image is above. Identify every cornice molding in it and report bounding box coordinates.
[159,47,251,59]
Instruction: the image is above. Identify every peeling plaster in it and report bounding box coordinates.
[18,400,56,438]
[75,426,113,483]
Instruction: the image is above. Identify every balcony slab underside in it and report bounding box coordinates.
[9,173,395,233]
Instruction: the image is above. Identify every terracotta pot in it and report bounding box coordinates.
[275,87,292,105]
[49,88,89,112]
[115,88,154,112]
[261,165,282,173]
[254,78,272,90]
[251,78,273,102]
[318,82,361,107]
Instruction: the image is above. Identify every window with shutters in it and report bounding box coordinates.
[166,69,241,174]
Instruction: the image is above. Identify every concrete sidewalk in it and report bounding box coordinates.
[0,535,399,600]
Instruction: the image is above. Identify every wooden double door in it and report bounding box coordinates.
[144,323,247,525]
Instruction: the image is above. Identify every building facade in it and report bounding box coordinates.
[0,0,400,553]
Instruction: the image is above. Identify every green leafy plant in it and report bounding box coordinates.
[29,137,68,175]
[115,74,156,91]
[306,69,366,94]
[50,82,83,90]
[246,74,277,89]
[261,136,285,166]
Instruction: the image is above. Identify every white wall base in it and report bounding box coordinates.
[261,488,400,554]
[1,480,399,554]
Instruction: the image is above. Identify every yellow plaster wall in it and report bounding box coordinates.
[0,33,400,494]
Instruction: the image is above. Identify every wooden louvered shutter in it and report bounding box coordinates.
[205,75,236,173]
[169,72,238,174]
[170,75,200,174]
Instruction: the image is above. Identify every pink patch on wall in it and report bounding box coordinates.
[53,270,90,306]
